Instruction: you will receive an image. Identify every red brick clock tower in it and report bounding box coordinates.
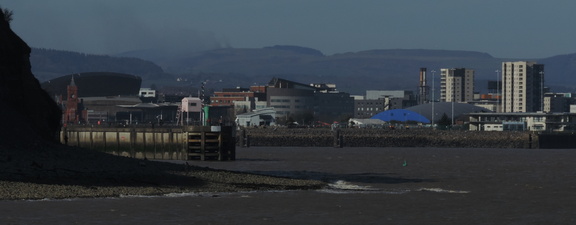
[64,76,79,124]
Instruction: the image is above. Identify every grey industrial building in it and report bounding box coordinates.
[266,78,354,123]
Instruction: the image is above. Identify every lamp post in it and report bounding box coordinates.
[402,112,410,129]
[200,81,207,126]
[495,69,500,112]
[431,70,436,128]
[451,71,455,127]
[540,71,544,112]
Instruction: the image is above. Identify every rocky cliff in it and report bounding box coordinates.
[0,10,61,144]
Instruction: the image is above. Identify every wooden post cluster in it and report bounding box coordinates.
[185,126,235,161]
[238,129,250,148]
[333,129,343,148]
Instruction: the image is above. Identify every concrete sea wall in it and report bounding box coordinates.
[61,126,574,157]
[62,126,186,160]
[61,126,236,160]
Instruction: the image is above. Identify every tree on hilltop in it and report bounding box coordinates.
[1,7,13,23]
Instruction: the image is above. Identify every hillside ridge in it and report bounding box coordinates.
[30,47,576,94]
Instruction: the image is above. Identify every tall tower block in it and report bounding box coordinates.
[501,61,544,112]
[440,68,475,103]
[418,68,429,104]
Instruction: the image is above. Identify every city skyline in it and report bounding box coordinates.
[3,0,576,59]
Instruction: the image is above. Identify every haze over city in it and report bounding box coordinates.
[4,0,576,59]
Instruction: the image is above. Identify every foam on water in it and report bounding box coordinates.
[417,188,470,194]
[319,180,469,195]
[119,190,291,199]
[319,180,407,194]
[327,180,379,191]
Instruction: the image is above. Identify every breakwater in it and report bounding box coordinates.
[61,126,575,156]
[241,128,538,148]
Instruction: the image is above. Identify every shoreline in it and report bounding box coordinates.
[0,142,325,201]
[0,171,325,201]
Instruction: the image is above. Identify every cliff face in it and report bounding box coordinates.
[0,10,61,144]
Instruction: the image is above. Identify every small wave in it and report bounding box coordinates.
[418,188,470,194]
[328,180,379,191]
[319,180,470,195]
[161,192,206,198]
[320,180,408,194]
[319,189,408,194]
[119,190,291,199]
[23,198,76,202]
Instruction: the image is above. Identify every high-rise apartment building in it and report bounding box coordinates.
[501,61,544,112]
[440,68,475,103]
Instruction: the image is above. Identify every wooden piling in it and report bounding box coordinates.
[333,129,343,148]
[185,126,235,161]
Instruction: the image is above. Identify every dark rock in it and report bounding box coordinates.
[0,10,61,144]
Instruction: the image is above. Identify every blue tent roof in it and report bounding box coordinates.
[370,109,431,123]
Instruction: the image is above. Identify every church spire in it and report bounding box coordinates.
[70,75,76,86]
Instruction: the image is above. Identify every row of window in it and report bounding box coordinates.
[357,108,381,111]
[211,100,234,103]
[270,99,290,102]
[270,99,305,103]
[356,112,375,117]
[478,116,544,122]
[270,105,311,109]
[357,102,381,105]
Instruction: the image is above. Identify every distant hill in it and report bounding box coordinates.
[539,53,576,89]
[30,46,576,95]
[30,48,170,82]
[163,47,576,94]
[157,47,505,94]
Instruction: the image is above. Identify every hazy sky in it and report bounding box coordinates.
[3,0,576,58]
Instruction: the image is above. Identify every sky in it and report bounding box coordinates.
[2,0,576,58]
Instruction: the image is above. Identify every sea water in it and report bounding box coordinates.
[1,147,574,224]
